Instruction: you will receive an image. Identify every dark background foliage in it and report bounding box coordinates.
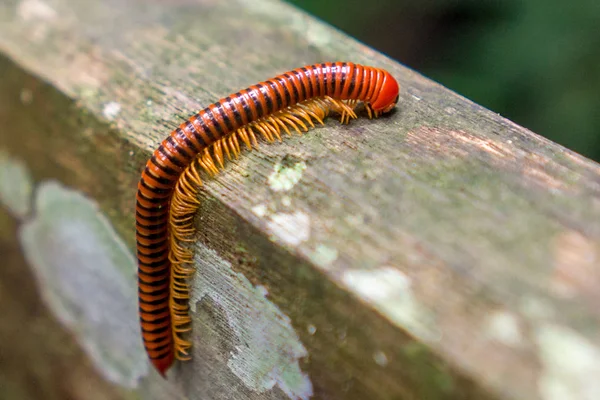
[286,0,600,162]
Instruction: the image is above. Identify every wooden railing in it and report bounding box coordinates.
[1,0,599,399]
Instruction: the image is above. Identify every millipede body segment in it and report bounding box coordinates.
[136,62,400,376]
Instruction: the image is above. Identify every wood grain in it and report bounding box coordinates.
[1,0,599,399]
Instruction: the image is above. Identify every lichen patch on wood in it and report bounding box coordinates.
[19,181,148,387]
[188,245,313,400]
[0,151,33,219]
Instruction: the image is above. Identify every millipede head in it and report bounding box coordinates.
[369,69,400,115]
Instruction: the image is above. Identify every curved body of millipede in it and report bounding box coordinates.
[136,62,400,376]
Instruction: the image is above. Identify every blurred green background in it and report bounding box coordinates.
[286,0,600,162]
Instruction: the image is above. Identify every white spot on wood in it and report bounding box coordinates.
[16,0,64,42]
[103,101,121,121]
[536,325,600,400]
[486,310,523,347]
[373,351,388,367]
[344,266,410,301]
[256,285,269,297]
[252,203,268,218]
[342,266,437,341]
[307,324,317,335]
[190,246,313,400]
[268,161,307,192]
[0,152,33,219]
[17,0,57,21]
[268,212,310,246]
[309,244,338,268]
[19,182,147,387]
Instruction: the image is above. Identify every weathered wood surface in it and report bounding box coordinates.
[1,0,599,399]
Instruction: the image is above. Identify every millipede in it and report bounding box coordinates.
[136,62,400,376]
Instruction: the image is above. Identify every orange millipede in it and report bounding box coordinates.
[136,62,400,376]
